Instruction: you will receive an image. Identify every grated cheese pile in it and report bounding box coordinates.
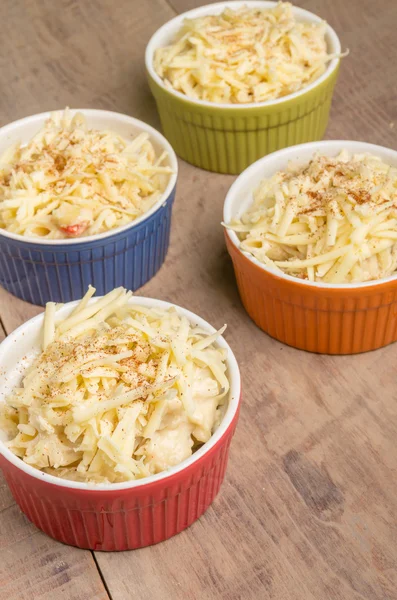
[0,287,229,483]
[0,109,173,239]
[225,151,397,283]
[154,2,337,104]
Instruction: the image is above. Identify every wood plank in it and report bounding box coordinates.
[0,287,43,334]
[0,0,397,598]
[0,453,108,600]
[0,519,108,600]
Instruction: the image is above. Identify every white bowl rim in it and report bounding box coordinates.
[223,139,397,290]
[0,295,241,491]
[0,108,178,247]
[145,0,342,110]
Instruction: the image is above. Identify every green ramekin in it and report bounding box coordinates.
[145,1,342,175]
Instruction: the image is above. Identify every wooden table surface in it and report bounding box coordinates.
[1,1,397,599]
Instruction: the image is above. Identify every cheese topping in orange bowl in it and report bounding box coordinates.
[226,150,397,284]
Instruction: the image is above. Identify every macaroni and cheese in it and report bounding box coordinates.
[154,3,337,104]
[225,151,397,283]
[0,287,229,483]
[0,110,172,239]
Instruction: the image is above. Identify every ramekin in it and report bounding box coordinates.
[0,296,241,551]
[224,140,397,354]
[0,110,178,306]
[145,1,341,175]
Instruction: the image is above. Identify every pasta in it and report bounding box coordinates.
[0,287,229,483]
[0,109,173,239]
[225,150,397,283]
[154,2,340,104]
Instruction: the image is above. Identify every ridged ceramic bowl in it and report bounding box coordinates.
[224,140,397,354]
[0,109,178,306]
[145,1,341,175]
[0,296,241,551]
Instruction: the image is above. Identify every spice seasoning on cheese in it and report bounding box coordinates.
[154,2,340,104]
[225,151,397,283]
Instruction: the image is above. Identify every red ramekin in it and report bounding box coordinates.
[0,297,241,551]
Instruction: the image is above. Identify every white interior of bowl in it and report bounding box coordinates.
[0,109,178,246]
[145,0,341,109]
[0,296,241,491]
[223,140,397,289]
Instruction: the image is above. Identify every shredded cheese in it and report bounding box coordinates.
[0,287,229,483]
[225,150,397,283]
[0,109,173,239]
[154,2,340,104]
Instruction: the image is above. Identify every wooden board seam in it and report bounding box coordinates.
[0,315,6,338]
[162,0,179,15]
[92,552,113,600]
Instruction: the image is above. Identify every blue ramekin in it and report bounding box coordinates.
[0,109,178,305]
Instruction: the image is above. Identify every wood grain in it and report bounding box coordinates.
[0,0,397,599]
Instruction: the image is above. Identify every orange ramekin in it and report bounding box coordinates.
[224,141,397,354]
